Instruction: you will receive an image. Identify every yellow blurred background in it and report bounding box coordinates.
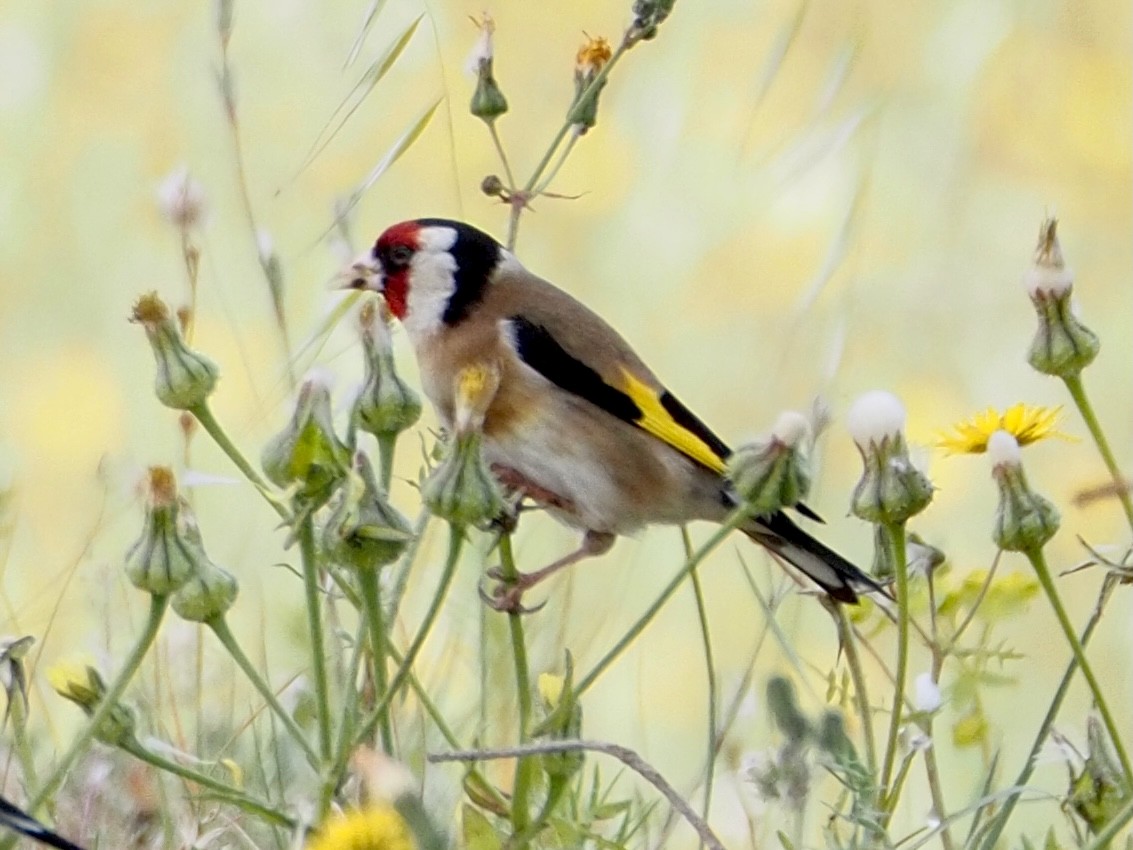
[0,0,1130,845]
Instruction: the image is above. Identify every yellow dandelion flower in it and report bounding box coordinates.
[937,403,1072,455]
[305,806,415,850]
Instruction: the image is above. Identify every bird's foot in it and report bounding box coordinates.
[478,568,547,614]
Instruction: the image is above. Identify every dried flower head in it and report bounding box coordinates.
[575,35,612,75]
[156,166,207,230]
[937,404,1071,455]
[131,292,219,409]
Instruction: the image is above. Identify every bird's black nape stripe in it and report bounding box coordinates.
[417,218,501,326]
[658,391,731,461]
[509,317,643,423]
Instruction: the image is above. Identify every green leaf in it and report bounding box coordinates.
[339,99,442,220]
[777,829,797,850]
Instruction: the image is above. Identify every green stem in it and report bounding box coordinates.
[297,517,333,766]
[575,508,749,698]
[506,39,630,251]
[27,594,168,816]
[1026,548,1132,782]
[976,577,1117,850]
[376,433,397,494]
[384,643,510,813]
[357,568,395,754]
[497,532,535,839]
[1062,374,1133,532]
[834,605,878,783]
[351,524,463,751]
[682,527,717,844]
[118,738,294,829]
[206,616,320,768]
[487,120,517,189]
[879,522,909,807]
[189,403,285,519]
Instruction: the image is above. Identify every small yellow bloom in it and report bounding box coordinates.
[305,806,415,850]
[937,403,1071,455]
[576,35,612,75]
[47,659,104,710]
[538,672,565,707]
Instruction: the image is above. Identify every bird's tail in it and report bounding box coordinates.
[741,511,883,604]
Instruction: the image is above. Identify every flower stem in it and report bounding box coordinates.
[26,594,169,817]
[976,576,1118,850]
[118,737,295,829]
[682,527,717,844]
[1026,548,1132,782]
[1062,374,1133,532]
[357,567,395,754]
[833,604,878,782]
[297,517,333,766]
[575,508,750,698]
[496,532,536,839]
[506,39,629,250]
[189,402,286,519]
[376,433,397,493]
[206,615,320,768]
[879,521,909,807]
[487,120,517,189]
[351,524,463,750]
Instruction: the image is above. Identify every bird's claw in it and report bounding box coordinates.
[478,570,546,615]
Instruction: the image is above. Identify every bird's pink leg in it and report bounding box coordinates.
[483,530,616,614]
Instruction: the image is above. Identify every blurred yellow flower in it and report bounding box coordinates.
[937,404,1071,455]
[46,658,104,710]
[305,806,414,850]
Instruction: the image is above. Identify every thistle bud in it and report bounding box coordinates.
[131,292,219,410]
[534,656,584,781]
[728,411,812,515]
[262,370,351,510]
[847,391,933,525]
[125,467,205,595]
[568,36,612,131]
[766,676,811,746]
[353,300,422,439]
[47,662,137,746]
[1024,218,1099,378]
[324,453,413,570]
[467,15,508,122]
[629,0,677,42]
[1069,715,1131,835]
[421,364,503,527]
[988,430,1060,552]
[172,562,239,622]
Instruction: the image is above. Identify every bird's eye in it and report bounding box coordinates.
[388,245,413,267]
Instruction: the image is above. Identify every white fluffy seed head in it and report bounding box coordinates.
[1023,264,1074,298]
[464,14,495,75]
[914,673,943,713]
[771,411,810,447]
[987,429,1022,468]
[847,390,906,448]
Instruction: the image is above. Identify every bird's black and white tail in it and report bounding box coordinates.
[0,795,86,850]
[742,511,883,604]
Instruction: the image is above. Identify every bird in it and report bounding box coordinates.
[0,794,86,850]
[347,218,879,610]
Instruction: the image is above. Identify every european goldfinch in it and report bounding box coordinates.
[349,218,877,607]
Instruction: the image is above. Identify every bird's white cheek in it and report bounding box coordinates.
[400,252,457,341]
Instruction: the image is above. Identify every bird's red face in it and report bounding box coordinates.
[370,220,422,320]
[356,218,503,337]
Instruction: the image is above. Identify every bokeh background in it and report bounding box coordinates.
[1,0,1130,845]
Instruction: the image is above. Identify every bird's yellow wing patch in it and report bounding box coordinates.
[617,369,729,474]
